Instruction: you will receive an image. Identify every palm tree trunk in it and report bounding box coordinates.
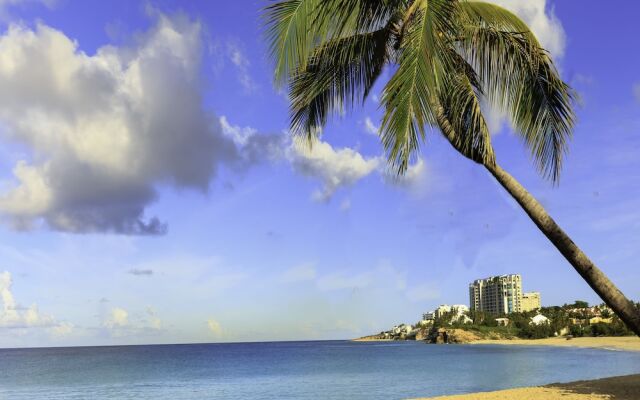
[435,105,640,335]
[484,162,640,336]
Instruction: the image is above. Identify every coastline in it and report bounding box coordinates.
[469,336,640,352]
[410,374,640,400]
[352,335,640,352]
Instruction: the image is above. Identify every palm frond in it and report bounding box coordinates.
[437,53,495,166]
[457,1,576,181]
[264,0,403,87]
[289,26,393,143]
[380,0,457,174]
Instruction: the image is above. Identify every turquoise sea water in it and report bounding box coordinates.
[1,341,639,399]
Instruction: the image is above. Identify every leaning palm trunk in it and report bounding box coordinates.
[486,163,640,336]
[437,109,640,336]
[485,164,640,336]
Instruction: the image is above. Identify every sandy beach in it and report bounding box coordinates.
[411,374,640,400]
[470,336,640,352]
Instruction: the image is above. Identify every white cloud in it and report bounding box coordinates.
[103,305,164,336]
[0,15,241,234]
[207,318,223,336]
[104,307,129,329]
[0,270,68,332]
[288,140,382,202]
[146,307,162,330]
[220,116,286,166]
[50,321,74,337]
[280,263,317,283]
[226,41,257,93]
[633,82,640,104]
[489,0,566,57]
[218,116,430,205]
[220,115,257,146]
[362,117,379,136]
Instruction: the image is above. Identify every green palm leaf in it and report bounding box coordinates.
[264,0,403,87]
[437,52,495,166]
[457,1,575,181]
[289,26,394,143]
[380,0,457,174]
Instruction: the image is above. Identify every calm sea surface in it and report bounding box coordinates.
[1,341,639,399]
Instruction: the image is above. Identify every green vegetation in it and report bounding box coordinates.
[427,302,636,339]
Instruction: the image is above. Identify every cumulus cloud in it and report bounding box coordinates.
[221,118,426,201]
[104,307,129,329]
[207,318,223,336]
[0,15,239,234]
[220,116,285,165]
[288,140,382,202]
[489,0,566,57]
[103,305,163,336]
[220,118,382,200]
[0,3,424,237]
[0,271,70,334]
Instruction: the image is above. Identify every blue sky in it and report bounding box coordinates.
[0,0,638,348]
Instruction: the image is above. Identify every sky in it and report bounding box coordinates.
[0,0,638,348]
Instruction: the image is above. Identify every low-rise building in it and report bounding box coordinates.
[589,316,613,325]
[422,311,435,321]
[530,314,550,325]
[521,292,541,312]
[434,305,452,319]
[422,304,471,325]
[392,324,412,335]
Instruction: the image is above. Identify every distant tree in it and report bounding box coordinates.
[569,324,585,337]
[518,323,553,339]
[572,300,589,309]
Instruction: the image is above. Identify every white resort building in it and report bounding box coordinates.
[469,274,542,315]
[422,304,472,325]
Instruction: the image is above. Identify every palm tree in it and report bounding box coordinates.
[262,0,640,336]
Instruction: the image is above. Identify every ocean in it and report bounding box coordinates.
[1,340,639,399]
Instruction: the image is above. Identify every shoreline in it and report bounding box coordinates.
[468,336,640,352]
[410,374,640,400]
[352,335,640,352]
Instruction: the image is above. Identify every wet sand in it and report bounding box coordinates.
[411,374,640,400]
